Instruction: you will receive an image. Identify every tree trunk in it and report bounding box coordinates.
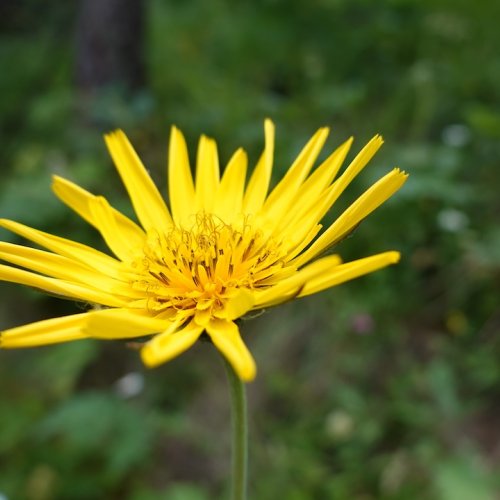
[75,0,145,93]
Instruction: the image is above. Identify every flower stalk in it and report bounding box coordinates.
[222,353,248,500]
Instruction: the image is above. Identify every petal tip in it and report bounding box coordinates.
[264,117,275,127]
[240,363,257,382]
[396,167,410,179]
[264,119,275,135]
[104,129,120,139]
[388,251,401,264]
[140,345,158,368]
[51,174,64,184]
[230,355,257,382]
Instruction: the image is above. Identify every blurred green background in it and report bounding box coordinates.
[1,0,499,499]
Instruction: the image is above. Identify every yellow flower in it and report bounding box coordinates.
[0,120,407,381]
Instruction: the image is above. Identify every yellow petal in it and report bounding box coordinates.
[275,138,353,235]
[168,126,196,225]
[300,137,354,196]
[84,308,171,339]
[292,168,408,268]
[299,251,401,297]
[0,242,126,291]
[0,219,123,278]
[0,313,89,348]
[282,223,323,263]
[280,176,354,256]
[104,130,172,233]
[141,320,203,368]
[337,135,385,189]
[213,148,248,222]
[194,307,212,326]
[0,264,127,307]
[206,319,256,382]
[216,288,255,320]
[254,254,342,308]
[242,119,275,214]
[89,196,144,261]
[195,135,220,212]
[285,135,384,245]
[0,242,142,301]
[282,136,384,246]
[51,175,146,244]
[262,127,329,222]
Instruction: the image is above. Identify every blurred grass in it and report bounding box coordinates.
[1,0,500,499]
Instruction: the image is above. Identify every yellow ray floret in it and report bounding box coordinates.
[0,120,408,381]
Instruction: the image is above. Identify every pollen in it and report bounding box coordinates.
[130,213,290,319]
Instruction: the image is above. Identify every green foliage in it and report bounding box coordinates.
[1,0,500,498]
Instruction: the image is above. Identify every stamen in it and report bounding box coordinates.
[130,213,286,316]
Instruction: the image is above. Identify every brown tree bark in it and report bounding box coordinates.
[75,0,145,93]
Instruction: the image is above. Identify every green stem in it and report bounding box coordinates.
[222,356,248,500]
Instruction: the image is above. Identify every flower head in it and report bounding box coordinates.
[0,120,407,381]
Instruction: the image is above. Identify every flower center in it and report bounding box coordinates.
[130,213,289,318]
